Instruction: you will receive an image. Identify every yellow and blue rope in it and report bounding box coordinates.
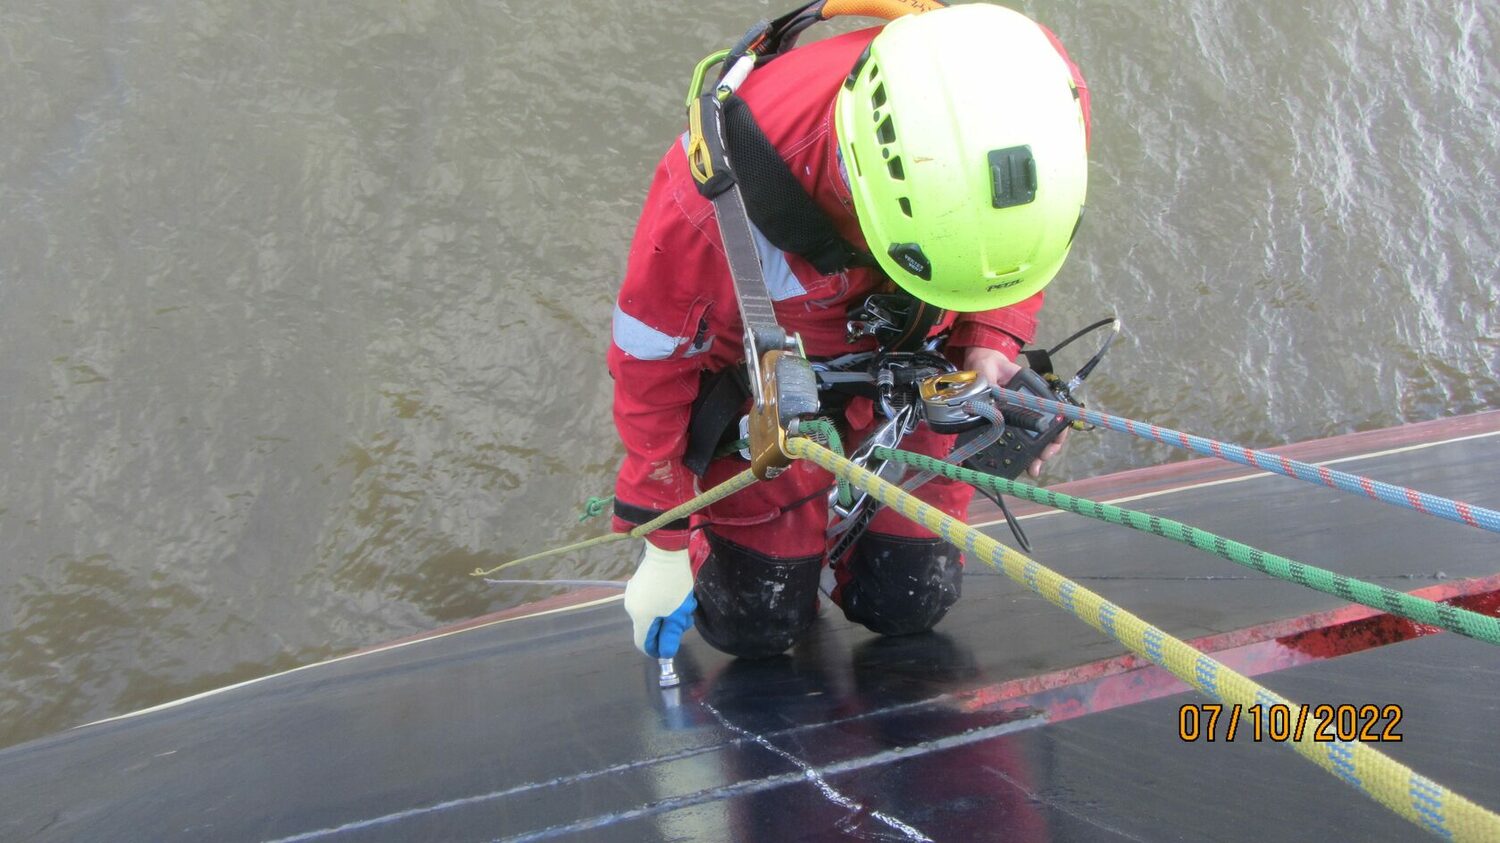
[786,435,1500,842]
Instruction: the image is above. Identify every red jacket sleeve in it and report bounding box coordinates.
[946,290,1044,361]
[607,148,729,551]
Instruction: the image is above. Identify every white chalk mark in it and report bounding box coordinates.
[700,700,932,842]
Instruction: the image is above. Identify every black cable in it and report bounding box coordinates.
[1046,315,1117,356]
[1069,318,1119,385]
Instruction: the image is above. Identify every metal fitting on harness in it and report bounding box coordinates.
[748,349,821,479]
[918,370,993,434]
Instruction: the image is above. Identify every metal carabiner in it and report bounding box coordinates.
[829,404,915,525]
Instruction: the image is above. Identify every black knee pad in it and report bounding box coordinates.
[838,533,961,637]
[693,531,822,659]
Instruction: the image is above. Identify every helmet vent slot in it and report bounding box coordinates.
[887,156,905,180]
[876,115,896,145]
[898,197,912,217]
[871,84,887,110]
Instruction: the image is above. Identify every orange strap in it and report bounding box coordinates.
[819,0,944,23]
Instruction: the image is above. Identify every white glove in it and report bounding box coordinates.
[623,542,697,658]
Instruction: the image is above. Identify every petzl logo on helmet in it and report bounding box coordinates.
[887,243,932,280]
[986,278,1023,291]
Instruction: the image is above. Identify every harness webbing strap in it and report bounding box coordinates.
[688,88,790,399]
[723,95,872,276]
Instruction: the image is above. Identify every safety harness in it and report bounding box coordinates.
[681,0,949,477]
[679,0,1116,557]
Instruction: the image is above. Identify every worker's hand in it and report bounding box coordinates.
[624,542,696,658]
[962,345,1024,394]
[961,346,1069,479]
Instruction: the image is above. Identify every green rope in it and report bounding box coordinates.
[712,418,853,508]
[875,446,1500,646]
[713,437,748,459]
[791,436,1500,842]
[578,495,615,523]
[797,417,853,508]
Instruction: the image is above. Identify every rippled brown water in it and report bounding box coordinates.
[0,0,1496,748]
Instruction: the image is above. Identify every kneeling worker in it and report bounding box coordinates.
[608,2,1091,660]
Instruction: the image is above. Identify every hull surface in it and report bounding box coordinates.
[3,413,1498,842]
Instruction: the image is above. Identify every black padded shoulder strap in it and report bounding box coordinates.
[722,95,872,277]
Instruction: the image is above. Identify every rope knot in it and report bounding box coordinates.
[578,495,615,523]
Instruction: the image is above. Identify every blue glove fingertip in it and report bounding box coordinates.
[656,627,682,659]
[655,594,698,659]
[644,618,665,658]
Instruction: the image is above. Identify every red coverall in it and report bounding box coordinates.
[609,26,1089,657]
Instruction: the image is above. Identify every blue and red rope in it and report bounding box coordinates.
[992,388,1500,535]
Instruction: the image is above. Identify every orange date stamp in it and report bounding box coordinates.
[1178,703,1404,743]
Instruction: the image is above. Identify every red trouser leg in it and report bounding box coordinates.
[689,457,832,658]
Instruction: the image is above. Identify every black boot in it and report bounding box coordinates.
[837,533,961,636]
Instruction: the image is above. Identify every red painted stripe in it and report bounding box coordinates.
[1278,456,1294,476]
[956,575,1500,722]
[1210,440,1224,458]
[1317,465,1333,486]
[1359,476,1377,499]
[1178,431,1190,448]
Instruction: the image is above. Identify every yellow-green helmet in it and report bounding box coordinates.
[834,4,1089,312]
